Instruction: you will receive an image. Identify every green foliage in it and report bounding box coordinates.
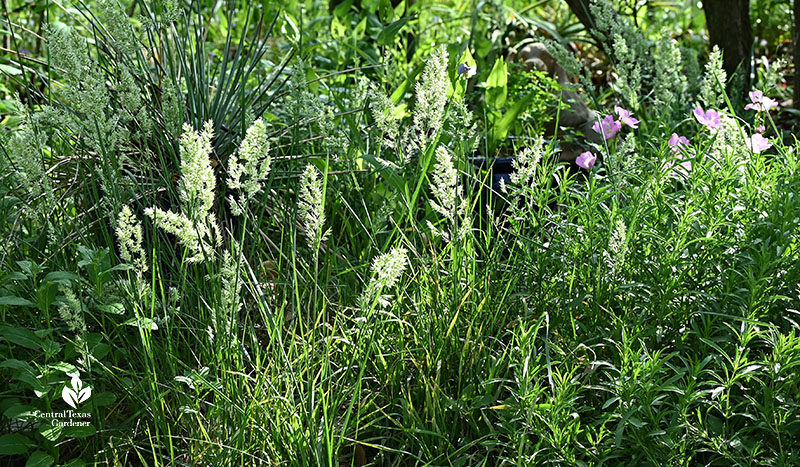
[1,0,798,465]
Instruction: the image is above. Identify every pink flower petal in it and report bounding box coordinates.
[576,151,597,169]
[694,106,721,129]
[593,115,621,140]
[615,106,639,128]
[664,157,692,179]
[746,133,772,153]
[745,89,779,112]
[668,133,690,153]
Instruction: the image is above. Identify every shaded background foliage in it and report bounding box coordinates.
[0,0,799,465]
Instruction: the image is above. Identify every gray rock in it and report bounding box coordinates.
[517,42,601,162]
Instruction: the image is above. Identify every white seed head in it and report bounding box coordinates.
[116,205,148,276]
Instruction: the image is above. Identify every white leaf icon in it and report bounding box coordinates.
[71,376,83,392]
[62,385,79,409]
[62,375,91,408]
[77,386,92,404]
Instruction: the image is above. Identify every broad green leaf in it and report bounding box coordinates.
[43,271,79,286]
[16,373,48,396]
[379,0,394,23]
[36,282,59,313]
[0,397,21,415]
[393,0,406,17]
[33,329,55,339]
[63,424,96,439]
[4,405,38,421]
[0,358,36,374]
[332,0,354,17]
[41,340,61,357]
[93,391,116,407]
[1,271,27,282]
[330,15,346,39]
[475,37,492,58]
[377,17,409,46]
[99,303,124,315]
[281,12,299,43]
[0,433,34,454]
[0,64,22,76]
[46,362,77,375]
[485,57,507,108]
[488,92,535,153]
[0,327,41,350]
[0,296,35,307]
[91,343,109,360]
[452,48,476,101]
[16,261,39,277]
[38,423,62,442]
[26,451,54,467]
[352,17,367,40]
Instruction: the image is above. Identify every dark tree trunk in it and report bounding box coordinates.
[702,0,752,94]
[564,0,595,33]
[794,0,800,108]
[563,0,611,55]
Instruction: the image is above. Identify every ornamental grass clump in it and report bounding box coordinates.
[45,26,118,154]
[400,45,450,160]
[57,286,88,359]
[700,46,727,108]
[369,84,400,149]
[591,2,652,111]
[428,146,467,242]
[604,217,629,280]
[360,247,408,310]
[654,35,688,116]
[412,45,449,146]
[506,138,548,218]
[115,205,148,278]
[5,1,800,464]
[6,116,50,200]
[510,139,544,192]
[214,249,243,350]
[227,119,272,216]
[145,122,220,263]
[298,164,330,256]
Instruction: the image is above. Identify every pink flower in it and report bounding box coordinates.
[667,133,690,153]
[576,151,597,169]
[744,90,778,112]
[756,125,766,134]
[665,134,692,178]
[614,106,639,128]
[592,115,622,140]
[746,133,772,153]
[693,106,721,129]
[664,156,692,179]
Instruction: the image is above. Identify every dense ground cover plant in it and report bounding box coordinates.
[1,0,800,465]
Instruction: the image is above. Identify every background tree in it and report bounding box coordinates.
[564,0,753,93]
[702,0,752,94]
[563,0,608,53]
